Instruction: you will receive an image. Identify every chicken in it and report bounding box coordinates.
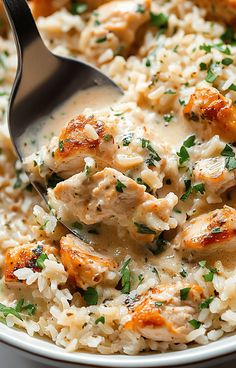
[193,0,236,24]
[79,0,151,63]
[193,156,236,201]
[29,0,70,18]
[24,111,168,192]
[125,283,204,343]
[5,243,57,282]
[48,168,178,243]
[83,0,111,10]
[178,206,236,255]
[184,87,236,142]
[60,234,117,289]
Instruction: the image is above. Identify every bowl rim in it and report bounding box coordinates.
[1,324,236,367]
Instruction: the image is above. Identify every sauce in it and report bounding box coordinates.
[20,85,121,157]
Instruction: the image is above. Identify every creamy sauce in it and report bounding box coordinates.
[20,85,121,157]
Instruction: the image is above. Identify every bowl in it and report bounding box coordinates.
[1,323,236,368]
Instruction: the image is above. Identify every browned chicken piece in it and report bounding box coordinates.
[79,0,151,63]
[5,244,58,282]
[60,234,117,289]
[184,87,236,142]
[83,0,111,10]
[178,206,236,255]
[193,0,236,24]
[125,283,204,343]
[193,157,236,199]
[29,0,70,18]
[49,168,178,243]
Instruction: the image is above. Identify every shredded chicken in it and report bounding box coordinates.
[178,206,236,255]
[193,0,236,24]
[184,86,236,142]
[60,234,118,289]
[79,0,151,63]
[48,167,178,243]
[125,283,204,343]
[29,0,70,18]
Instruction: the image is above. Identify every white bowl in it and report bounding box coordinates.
[1,323,236,367]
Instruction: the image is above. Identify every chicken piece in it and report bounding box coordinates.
[5,243,57,282]
[83,0,111,10]
[79,0,151,63]
[49,168,178,243]
[179,206,236,255]
[184,87,236,142]
[29,0,70,18]
[60,234,117,289]
[193,156,236,200]
[193,0,236,24]
[125,283,204,343]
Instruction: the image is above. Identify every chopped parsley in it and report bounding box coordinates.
[85,165,92,176]
[163,114,173,123]
[229,84,236,91]
[164,89,176,95]
[35,253,48,269]
[188,319,201,329]
[180,269,187,278]
[134,222,156,235]
[70,2,88,14]
[122,133,133,146]
[120,258,131,294]
[222,57,233,66]
[103,134,112,142]
[152,233,168,255]
[59,140,64,152]
[199,296,214,309]
[136,177,152,193]
[141,138,161,166]
[205,62,219,84]
[199,44,212,53]
[221,26,236,44]
[177,146,189,165]
[83,287,98,305]
[96,36,107,43]
[203,268,217,282]
[211,227,221,234]
[0,303,22,321]
[183,135,196,148]
[221,144,235,157]
[136,4,145,13]
[226,157,236,171]
[15,299,37,316]
[95,316,105,324]
[138,274,144,285]
[71,222,83,236]
[116,179,126,193]
[200,62,207,71]
[180,180,205,202]
[150,12,168,29]
[13,169,23,189]
[155,301,166,307]
[145,58,151,67]
[199,260,206,268]
[180,287,191,301]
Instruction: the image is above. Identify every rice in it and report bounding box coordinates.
[0,0,236,356]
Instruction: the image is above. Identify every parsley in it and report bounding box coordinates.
[221,26,236,44]
[0,303,22,321]
[211,227,221,234]
[183,135,196,148]
[116,179,126,193]
[200,62,207,71]
[134,222,156,235]
[35,253,48,269]
[199,260,206,268]
[188,111,199,121]
[122,133,133,146]
[138,274,144,285]
[15,299,37,316]
[213,43,231,55]
[71,222,83,236]
[222,58,233,66]
[95,316,105,324]
[163,114,173,122]
[180,180,192,201]
[70,2,88,14]
[164,89,176,95]
[221,144,235,157]
[59,140,64,152]
[199,44,212,53]
[152,233,168,254]
[120,258,131,294]
[155,301,166,307]
[85,165,92,176]
[136,178,151,193]
[189,319,201,329]
[83,287,98,305]
[103,134,112,142]
[13,169,23,189]
[203,268,217,282]
[229,84,236,91]
[205,62,219,84]
[136,4,145,13]
[180,287,191,300]
[141,138,161,165]
[194,183,205,194]
[179,99,186,106]
[146,58,151,67]
[96,36,107,43]
[39,220,49,231]
[177,146,189,165]
[226,157,236,171]
[150,12,168,29]
[200,296,214,309]
[47,173,63,188]
[180,269,187,278]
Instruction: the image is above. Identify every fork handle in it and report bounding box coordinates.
[2,0,55,74]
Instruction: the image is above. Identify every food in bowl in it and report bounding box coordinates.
[1,0,236,356]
